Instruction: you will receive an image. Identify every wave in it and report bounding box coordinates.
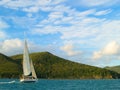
[0,80,16,84]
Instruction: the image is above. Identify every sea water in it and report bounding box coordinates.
[0,79,120,90]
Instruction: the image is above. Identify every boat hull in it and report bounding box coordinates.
[20,79,37,83]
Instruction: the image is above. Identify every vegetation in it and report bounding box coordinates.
[105,66,120,74]
[0,52,120,79]
[0,53,22,78]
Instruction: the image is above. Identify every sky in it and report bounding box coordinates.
[0,0,120,67]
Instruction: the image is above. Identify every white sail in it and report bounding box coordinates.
[20,39,37,83]
[23,40,31,76]
[30,59,37,79]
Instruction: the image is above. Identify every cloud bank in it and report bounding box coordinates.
[93,41,120,59]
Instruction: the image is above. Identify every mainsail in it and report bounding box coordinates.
[23,40,31,76]
[23,40,37,77]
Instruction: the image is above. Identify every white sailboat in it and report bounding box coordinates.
[20,40,37,83]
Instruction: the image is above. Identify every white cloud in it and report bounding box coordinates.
[33,8,106,36]
[0,0,66,12]
[23,6,40,13]
[2,0,33,8]
[0,0,10,5]
[40,6,53,12]
[95,9,112,16]
[93,51,102,60]
[60,44,80,56]
[0,38,23,55]
[78,9,96,17]
[32,7,120,48]
[94,20,120,44]
[33,25,61,34]
[52,4,71,12]
[0,38,59,56]
[103,41,120,55]
[52,0,66,5]
[50,18,104,39]
[93,41,120,59]
[48,12,63,19]
[32,8,120,47]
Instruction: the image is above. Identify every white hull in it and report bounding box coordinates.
[20,78,37,83]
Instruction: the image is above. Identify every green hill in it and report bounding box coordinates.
[0,53,22,78]
[0,52,120,79]
[105,66,120,74]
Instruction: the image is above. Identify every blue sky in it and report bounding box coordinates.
[0,0,120,67]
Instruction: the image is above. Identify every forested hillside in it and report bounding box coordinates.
[0,52,120,79]
[105,66,120,74]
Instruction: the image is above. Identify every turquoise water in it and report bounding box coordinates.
[0,79,120,90]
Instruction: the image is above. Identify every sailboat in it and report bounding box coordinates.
[20,40,37,83]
